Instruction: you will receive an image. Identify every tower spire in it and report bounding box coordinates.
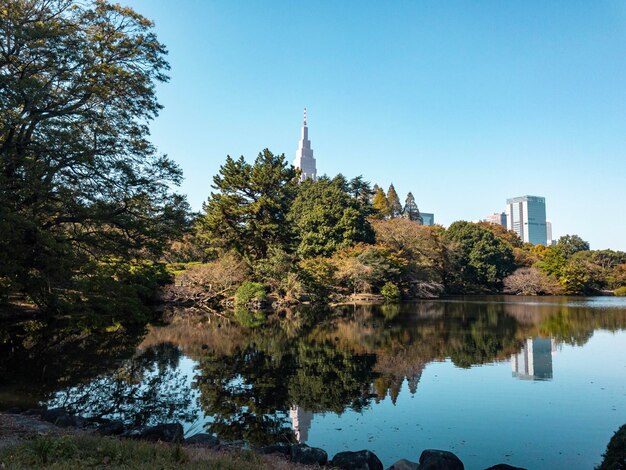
[303,107,307,126]
[293,108,316,181]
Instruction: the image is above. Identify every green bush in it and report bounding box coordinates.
[381,282,400,302]
[234,282,267,306]
[614,286,626,297]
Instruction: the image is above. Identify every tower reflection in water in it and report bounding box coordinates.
[511,337,556,381]
[290,405,313,443]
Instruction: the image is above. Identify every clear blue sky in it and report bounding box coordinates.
[125,0,626,250]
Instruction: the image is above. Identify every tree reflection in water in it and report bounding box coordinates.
[48,343,197,427]
[2,297,626,446]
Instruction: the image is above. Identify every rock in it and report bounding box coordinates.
[484,465,527,470]
[53,414,76,428]
[419,449,464,470]
[42,407,68,424]
[139,423,184,442]
[290,443,328,466]
[97,420,125,436]
[386,458,420,470]
[22,408,45,416]
[331,450,384,470]
[257,444,292,456]
[597,423,626,470]
[5,407,22,414]
[185,433,219,447]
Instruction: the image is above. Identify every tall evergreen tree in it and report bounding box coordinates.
[288,176,374,258]
[386,184,403,218]
[403,192,423,224]
[200,150,298,261]
[372,188,391,219]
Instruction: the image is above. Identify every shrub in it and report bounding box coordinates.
[381,282,400,302]
[614,286,626,297]
[235,282,267,306]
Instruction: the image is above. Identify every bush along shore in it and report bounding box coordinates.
[6,408,596,470]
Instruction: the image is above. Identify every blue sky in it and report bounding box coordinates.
[125,0,626,250]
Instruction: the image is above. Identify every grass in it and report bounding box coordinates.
[0,435,299,470]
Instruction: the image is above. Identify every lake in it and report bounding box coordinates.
[1,296,625,469]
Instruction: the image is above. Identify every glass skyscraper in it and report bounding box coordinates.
[505,195,547,245]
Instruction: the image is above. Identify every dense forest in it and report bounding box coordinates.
[1,1,625,321]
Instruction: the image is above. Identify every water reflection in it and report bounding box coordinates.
[511,337,555,381]
[1,297,626,450]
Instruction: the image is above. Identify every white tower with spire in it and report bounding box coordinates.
[293,108,317,181]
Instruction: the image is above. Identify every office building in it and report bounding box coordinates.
[293,108,317,181]
[505,195,547,245]
[485,212,507,227]
[421,212,435,226]
[546,220,553,245]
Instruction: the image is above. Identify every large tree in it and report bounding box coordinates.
[199,150,298,261]
[0,0,187,308]
[445,221,516,291]
[288,175,374,258]
[386,184,402,218]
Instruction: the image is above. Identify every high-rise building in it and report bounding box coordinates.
[505,195,547,245]
[546,220,553,245]
[484,212,507,227]
[293,108,317,181]
[421,213,435,226]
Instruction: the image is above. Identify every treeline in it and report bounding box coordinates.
[165,151,626,306]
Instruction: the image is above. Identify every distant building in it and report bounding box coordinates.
[505,195,547,245]
[546,220,553,245]
[293,108,317,181]
[421,212,435,226]
[484,212,507,227]
[511,337,555,381]
[289,405,313,443]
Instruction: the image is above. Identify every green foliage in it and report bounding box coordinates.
[386,184,403,218]
[0,0,188,312]
[372,187,390,218]
[445,221,516,291]
[614,287,626,297]
[288,175,374,258]
[557,234,590,256]
[234,282,267,306]
[381,282,401,302]
[199,150,298,261]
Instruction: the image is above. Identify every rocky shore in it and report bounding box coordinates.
[0,408,535,469]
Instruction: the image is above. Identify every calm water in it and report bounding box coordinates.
[1,296,626,469]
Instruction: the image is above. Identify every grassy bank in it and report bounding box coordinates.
[0,434,303,470]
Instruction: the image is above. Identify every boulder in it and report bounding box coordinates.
[484,465,527,470]
[386,458,420,470]
[290,443,328,466]
[22,408,45,416]
[419,449,464,470]
[139,423,184,442]
[42,407,68,424]
[54,414,77,428]
[97,420,125,436]
[257,444,292,456]
[185,433,219,447]
[331,450,384,470]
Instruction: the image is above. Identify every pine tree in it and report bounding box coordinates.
[403,192,423,224]
[387,184,403,218]
[372,188,391,219]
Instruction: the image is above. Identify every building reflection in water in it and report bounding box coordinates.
[290,405,313,443]
[511,337,556,381]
